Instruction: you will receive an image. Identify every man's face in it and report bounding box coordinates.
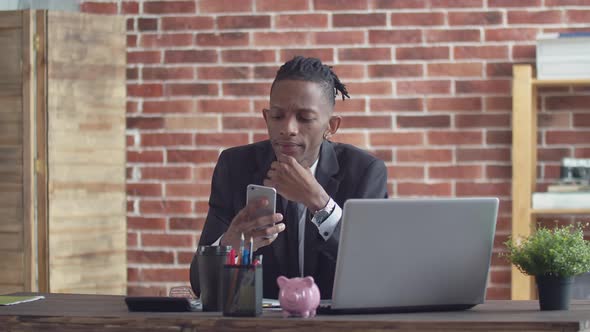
[263,80,338,168]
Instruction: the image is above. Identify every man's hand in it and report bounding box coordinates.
[263,154,329,212]
[220,198,285,251]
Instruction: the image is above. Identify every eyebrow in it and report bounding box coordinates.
[269,106,318,114]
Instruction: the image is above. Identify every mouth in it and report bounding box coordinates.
[274,141,303,156]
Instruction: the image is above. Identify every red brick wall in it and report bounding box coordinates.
[80,0,590,298]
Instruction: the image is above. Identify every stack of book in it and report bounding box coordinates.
[536,32,590,79]
[532,158,590,209]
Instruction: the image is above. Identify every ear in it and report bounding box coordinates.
[303,276,315,287]
[324,115,342,139]
[262,108,269,124]
[277,276,288,288]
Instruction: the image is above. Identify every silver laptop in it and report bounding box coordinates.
[319,197,499,314]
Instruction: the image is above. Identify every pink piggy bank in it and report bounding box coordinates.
[277,276,320,318]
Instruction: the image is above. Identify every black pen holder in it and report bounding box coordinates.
[221,265,262,317]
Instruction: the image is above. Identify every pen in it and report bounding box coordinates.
[239,233,244,265]
[243,248,249,265]
[227,248,235,265]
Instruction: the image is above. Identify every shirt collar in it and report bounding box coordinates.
[310,157,319,176]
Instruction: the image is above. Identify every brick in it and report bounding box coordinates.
[140,200,193,214]
[346,81,392,95]
[575,147,590,158]
[165,116,219,130]
[539,113,570,128]
[195,133,250,146]
[127,135,135,148]
[127,200,135,213]
[456,182,511,196]
[454,46,508,59]
[512,45,535,59]
[128,51,161,64]
[127,286,166,297]
[127,151,164,164]
[80,2,117,14]
[127,183,162,197]
[167,149,219,163]
[397,182,452,196]
[312,31,365,45]
[223,83,270,96]
[456,148,510,161]
[486,130,511,144]
[369,30,422,45]
[374,0,427,9]
[127,101,138,114]
[222,50,275,63]
[314,0,368,10]
[490,270,511,285]
[330,64,365,80]
[427,131,482,145]
[425,29,480,43]
[369,64,423,78]
[486,62,513,78]
[456,80,510,94]
[161,17,214,30]
[396,46,449,60]
[144,1,196,14]
[127,34,137,47]
[341,116,393,129]
[396,148,452,162]
[142,67,194,80]
[139,268,190,282]
[427,63,482,77]
[197,99,251,113]
[431,0,483,7]
[485,28,538,41]
[138,18,158,31]
[538,148,571,162]
[546,0,590,5]
[121,1,139,14]
[165,83,218,97]
[448,11,503,25]
[253,32,308,46]
[574,114,590,127]
[485,96,511,111]
[142,234,194,248]
[199,66,250,80]
[127,18,135,32]
[280,49,334,63]
[128,217,167,231]
[456,114,510,128]
[372,149,393,162]
[253,66,278,79]
[143,100,195,114]
[217,15,270,29]
[170,218,206,231]
[339,48,391,61]
[546,131,590,144]
[391,12,444,26]
[397,115,450,128]
[370,132,423,146]
[334,99,366,113]
[486,165,511,179]
[140,33,192,48]
[370,98,423,112]
[164,50,217,63]
[429,165,482,179]
[397,80,451,95]
[330,132,367,147]
[388,166,425,179]
[508,10,562,24]
[256,0,309,11]
[222,116,267,130]
[276,14,328,28]
[127,116,164,129]
[196,32,249,46]
[489,0,541,6]
[546,96,590,110]
[333,13,386,27]
[166,183,211,197]
[141,133,193,147]
[141,167,192,180]
[567,10,590,23]
[128,250,174,264]
[127,67,138,81]
[199,0,253,13]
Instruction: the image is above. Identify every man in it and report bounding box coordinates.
[192,56,388,299]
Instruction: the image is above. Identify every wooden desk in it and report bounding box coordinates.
[1,293,589,331]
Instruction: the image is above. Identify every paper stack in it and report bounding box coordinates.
[536,32,590,79]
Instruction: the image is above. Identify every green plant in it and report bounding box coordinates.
[504,223,590,277]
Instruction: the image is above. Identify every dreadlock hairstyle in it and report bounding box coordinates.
[271,56,350,106]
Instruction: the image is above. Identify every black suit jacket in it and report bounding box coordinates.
[191,140,388,299]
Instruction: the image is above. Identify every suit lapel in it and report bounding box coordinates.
[304,140,340,277]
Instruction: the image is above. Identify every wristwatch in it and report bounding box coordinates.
[311,198,336,226]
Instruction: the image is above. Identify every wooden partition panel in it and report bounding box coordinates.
[0,11,27,294]
[46,11,126,294]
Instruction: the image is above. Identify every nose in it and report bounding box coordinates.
[280,115,298,136]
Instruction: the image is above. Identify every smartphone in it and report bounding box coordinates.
[246,184,277,219]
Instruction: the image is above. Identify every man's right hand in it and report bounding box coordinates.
[219,198,285,251]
